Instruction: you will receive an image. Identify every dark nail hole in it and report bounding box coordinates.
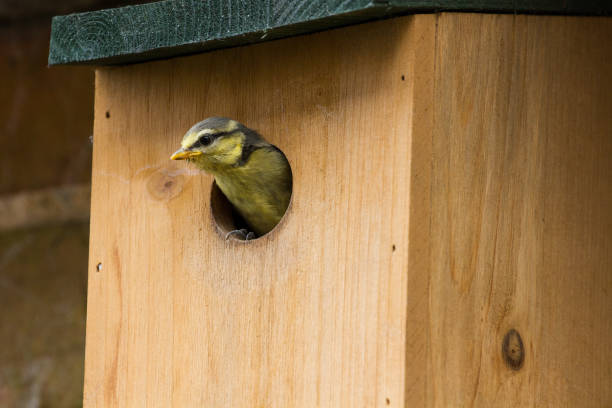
[96,262,102,272]
[392,244,396,252]
[105,111,110,118]
[502,329,525,370]
[401,75,405,81]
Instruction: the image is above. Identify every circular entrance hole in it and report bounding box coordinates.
[210,153,292,241]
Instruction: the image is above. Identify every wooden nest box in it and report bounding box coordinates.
[50,1,612,406]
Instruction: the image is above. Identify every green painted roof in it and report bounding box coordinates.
[49,0,611,66]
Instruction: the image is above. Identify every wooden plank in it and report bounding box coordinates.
[0,0,142,20]
[403,13,435,408]
[48,0,612,66]
[84,15,434,407]
[49,0,396,66]
[428,13,612,406]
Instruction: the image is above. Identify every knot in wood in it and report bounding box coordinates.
[146,167,185,201]
[502,329,525,370]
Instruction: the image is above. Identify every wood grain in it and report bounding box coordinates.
[49,0,401,65]
[84,12,612,407]
[428,13,612,407]
[85,15,434,407]
[48,0,612,66]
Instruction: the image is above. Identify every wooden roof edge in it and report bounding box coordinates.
[48,0,611,66]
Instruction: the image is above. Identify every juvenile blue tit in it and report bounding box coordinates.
[171,117,292,239]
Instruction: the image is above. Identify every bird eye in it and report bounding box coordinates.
[199,135,212,146]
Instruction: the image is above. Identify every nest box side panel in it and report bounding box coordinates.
[84,15,435,407]
[428,14,612,406]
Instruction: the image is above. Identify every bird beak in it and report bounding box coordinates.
[170,148,203,160]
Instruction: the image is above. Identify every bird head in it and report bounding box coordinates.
[171,117,253,172]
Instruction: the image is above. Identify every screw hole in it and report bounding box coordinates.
[392,244,396,252]
[96,262,102,272]
[105,111,110,118]
[401,75,405,81]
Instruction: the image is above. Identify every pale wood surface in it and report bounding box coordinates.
[428,14,612,407]
[84,12,612,408]
[85,15,435,407]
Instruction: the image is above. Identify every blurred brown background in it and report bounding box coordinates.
[0,1,145,406]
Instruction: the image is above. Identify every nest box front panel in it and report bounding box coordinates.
[84,16,435,407]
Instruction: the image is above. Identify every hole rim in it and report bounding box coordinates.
[208,150,293,243]
[210,181,294,243]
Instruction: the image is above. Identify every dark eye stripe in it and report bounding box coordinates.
[193,130,232,148]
